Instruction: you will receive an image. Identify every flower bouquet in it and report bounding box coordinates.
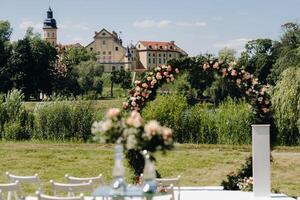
[92,108,173,180]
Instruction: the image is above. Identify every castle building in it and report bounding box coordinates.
[42,8,187,72]
[135,41,188,70]
[43,7,57,46]
[85,28,137,72]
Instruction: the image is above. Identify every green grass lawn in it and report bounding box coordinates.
[0,142,299,197]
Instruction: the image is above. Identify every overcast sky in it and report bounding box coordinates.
[0,0,299,56]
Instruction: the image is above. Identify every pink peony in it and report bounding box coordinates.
[106,108,120,119]
[162,127,172,141]
[126,110,144,128]
[144,120,161,136]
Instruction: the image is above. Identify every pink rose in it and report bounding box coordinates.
[213,62,219,69]
[135,86,141,92]
[231,69,237,76]
[147,76,152,81]
[142,83,148,89]
[131,101,137,107]
[163,71,169,77]
[175,68,179,74]
[122,102,128,109]
[167,65,172,72]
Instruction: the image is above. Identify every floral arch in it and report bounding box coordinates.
[123,58,271,123]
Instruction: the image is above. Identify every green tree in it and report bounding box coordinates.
[110,69,132,97]
[64,46,96,67]
[238,39,275,84]
[73,60,104,94]
[9,29,57,99]
[52,45,97,96]
[218,47,236,63]
[269,22,300,84]
[0,20,13,92]
[272,67,300,145]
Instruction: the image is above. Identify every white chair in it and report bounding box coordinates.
[36,191,84,200]
[6,172,42,193]
[64,175,103,189]
[156,175,181,200]
[50,180,93,197]
[0,181,24,200]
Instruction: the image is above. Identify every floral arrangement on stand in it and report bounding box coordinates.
[92,108,173,182]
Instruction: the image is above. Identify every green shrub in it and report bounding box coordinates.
[33,100,93,141]
[272,67,300,145]
[142,94,188,141]
[214,98,255,144]
[2,121,23,140]
[180,103,217,143]
[0,89,32,140]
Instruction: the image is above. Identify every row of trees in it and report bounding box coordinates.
[0,20,132,100]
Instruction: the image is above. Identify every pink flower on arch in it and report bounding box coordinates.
[231,69,237,76]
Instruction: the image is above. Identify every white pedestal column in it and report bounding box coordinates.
[252,124,271,199]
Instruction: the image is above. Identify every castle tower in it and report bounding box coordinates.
[43,7,57,46]
[124,46,132,71]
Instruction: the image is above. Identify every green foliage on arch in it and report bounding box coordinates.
[123,56,271,123]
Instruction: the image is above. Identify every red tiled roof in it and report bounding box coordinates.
[138,41,187,55]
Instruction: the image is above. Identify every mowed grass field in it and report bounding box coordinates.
[0,142,299,197]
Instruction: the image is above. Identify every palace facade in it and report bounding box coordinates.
[43,8,187,72]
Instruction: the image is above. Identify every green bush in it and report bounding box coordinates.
[214,98,254,144]
[142,94,188,141]
[33,100,93,141]
[142,95,254,144]
[272,67,300,145]
[0,89,32,140]
[180,103,217,143]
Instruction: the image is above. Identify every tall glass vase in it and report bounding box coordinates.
[112,144,127,195]
[142,150,157,193]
